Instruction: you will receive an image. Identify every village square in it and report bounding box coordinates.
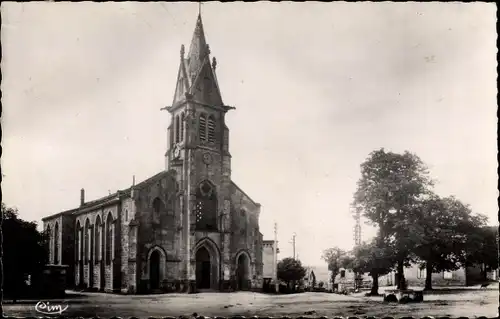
[1,2,498,318]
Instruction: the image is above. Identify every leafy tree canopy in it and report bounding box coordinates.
[350,239,395,277]
[277,258,307,284]
[2,203,49,294]
[466,224,498,270]
[413,195,487,273]
[321,247,351,284]
[352,149,435,282]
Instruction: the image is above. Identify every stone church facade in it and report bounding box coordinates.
[42,14,265,294]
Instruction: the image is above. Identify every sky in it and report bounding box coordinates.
[1,2,498,267]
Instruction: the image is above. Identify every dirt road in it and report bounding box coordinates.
[3,286,497,318]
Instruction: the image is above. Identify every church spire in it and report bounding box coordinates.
[186,13,209,83]
[170,11,224,107]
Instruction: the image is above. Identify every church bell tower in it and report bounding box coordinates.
[163,13,235,287]
[164,14,233,174]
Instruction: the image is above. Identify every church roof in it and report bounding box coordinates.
[230,180,260,208]
[42,170,176,221]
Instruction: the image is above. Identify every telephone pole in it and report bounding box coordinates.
[353,206,362,247]
[352,205,362,290]
[273,223,279,293]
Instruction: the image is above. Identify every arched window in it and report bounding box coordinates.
[84,218,90,264]
[199,114,207,142]
[180,112,185,142]
[75,221,81,262]
[194,180,218,231]
[95,215,102,262]
[46,225,52,262]
[175,115,180,143]
[54,222,60,264]
[106,213,113,265]
[207,115,215,143]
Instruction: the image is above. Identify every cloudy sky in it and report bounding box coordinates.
[1,2,497,267]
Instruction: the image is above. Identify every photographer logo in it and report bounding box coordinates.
[35,301,68,315]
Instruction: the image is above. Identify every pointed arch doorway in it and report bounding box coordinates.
[150,250,161,290]
[147,246,166,292]
[194,239,220,291]
[235,252,251,291]
[196,247,211,290]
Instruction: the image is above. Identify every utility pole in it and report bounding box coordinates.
[352,205,362,290]
[273,222,279,293]
[353,205,362,247]
[290,233,296,259]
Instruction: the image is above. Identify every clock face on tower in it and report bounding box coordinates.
[202,152,212,165]
[173,144,181,159]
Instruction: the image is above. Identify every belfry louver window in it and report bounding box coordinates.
[180,112,185,142]
[175,115,180,143]
[199,114,207,142]
[207,116,215,143]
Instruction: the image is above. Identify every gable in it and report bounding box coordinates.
[189,60,223,106]
[172,60,190,105]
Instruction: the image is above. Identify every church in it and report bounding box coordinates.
[42,14,269,294]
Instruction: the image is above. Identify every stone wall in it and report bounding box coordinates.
[43,213,76,287]
[373,264,467,288]
[73,202,120,290]
[120,198,133,293]
[133,171,181,293]
[402,264,466,287]
[263,242,276,278]
[229,183,263,289]
[127,221,139,294]
[253,232,264,288]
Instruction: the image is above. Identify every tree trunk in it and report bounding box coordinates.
[424,263,433,291]
[481,263,487,281]
[370,273,379,296]
[396,260,406,290]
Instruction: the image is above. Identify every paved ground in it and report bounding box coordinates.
[3,284,498,318]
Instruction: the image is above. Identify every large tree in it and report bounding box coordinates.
[413,195,487,290]
[348,238,395,295]
[321,247,349,287]
[277,258,307,291]
[353,149,434,289]
[2,203,50,300]
[465,224,498,280]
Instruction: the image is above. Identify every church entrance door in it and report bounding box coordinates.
[149,250,161,290]
[236,253,250,291]
[196,247,211,290]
